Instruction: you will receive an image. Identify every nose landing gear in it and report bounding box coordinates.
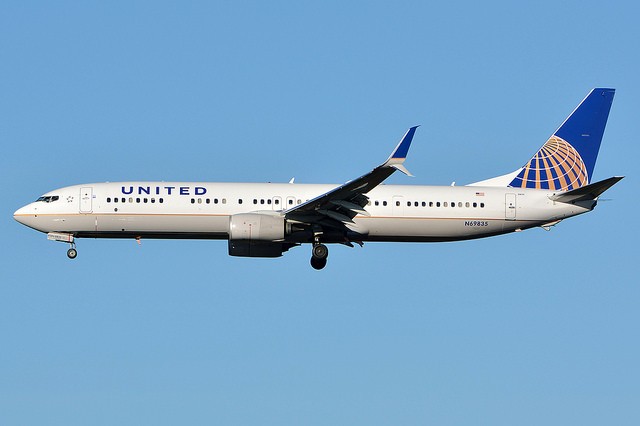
[47,232,78,260]
[67,246,78,259]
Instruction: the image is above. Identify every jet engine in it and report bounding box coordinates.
[228,213,290,257]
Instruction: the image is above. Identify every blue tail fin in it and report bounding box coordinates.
[507,88,615,191]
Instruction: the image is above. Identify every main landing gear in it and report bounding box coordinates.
[310,241,329,270]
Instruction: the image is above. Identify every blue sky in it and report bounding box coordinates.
[1,1,638,424]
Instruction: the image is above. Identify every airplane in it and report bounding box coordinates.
[14,88,622,270]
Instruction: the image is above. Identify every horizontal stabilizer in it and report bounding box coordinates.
[550,176,624,203]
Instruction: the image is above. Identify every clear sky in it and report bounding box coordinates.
[2,1,638,425]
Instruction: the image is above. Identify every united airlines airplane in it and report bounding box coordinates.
[14,88,622,269]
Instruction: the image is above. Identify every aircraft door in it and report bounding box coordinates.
[80,187,93,213]
[505,193,516,220]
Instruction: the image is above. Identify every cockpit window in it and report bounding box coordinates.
[35,195,60,203]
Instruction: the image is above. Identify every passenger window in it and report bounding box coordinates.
[383,201,387,206]
[275,199,280,205]
[238,199,243,204]
[107,197,111,203]
[253,199,258,204]
[260,199,265,204]
[206,199,210,204]
[159,198,164,203]
[136,198,141,203]
[473,202,477,208]
[465,202,470,207]
[129,197,133,203]
[191,198,195,204]
[222,199,227,204]
[396,201,401,207]
[151,198,156,203]
[144,198,148,203]
[422,202,426,207]
[375,201,379,206]
[114,198,118,203]
[407,201,411,207]
[429,202,433,207]
[437,202,441,207]
[267,199,271,205]
[288,199,293,205]
[443,202,448,207]
[480,203,485,208]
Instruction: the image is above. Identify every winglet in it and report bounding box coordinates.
[383,126,419,176]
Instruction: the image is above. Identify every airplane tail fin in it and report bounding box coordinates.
[470,88,615,190]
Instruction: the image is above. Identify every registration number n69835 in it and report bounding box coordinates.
[464,220,489,227]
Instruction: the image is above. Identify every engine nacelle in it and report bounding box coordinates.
[228,213,287,258]
[229,213,285,241]
[228,240,287,258]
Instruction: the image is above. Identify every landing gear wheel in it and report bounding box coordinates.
[312,243,328,260]
[310,256,327,270]
[310,243,328,270]
[67,248,78,259]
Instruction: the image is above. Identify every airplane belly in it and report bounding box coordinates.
[360,216,509,242]
[97,213,229,234]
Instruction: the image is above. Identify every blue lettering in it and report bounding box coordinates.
[121,185,205,196]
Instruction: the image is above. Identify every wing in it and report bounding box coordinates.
[284,126,418,231]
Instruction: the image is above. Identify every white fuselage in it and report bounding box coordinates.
[13,181,593,243]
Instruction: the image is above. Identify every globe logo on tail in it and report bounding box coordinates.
[509,136,588,191]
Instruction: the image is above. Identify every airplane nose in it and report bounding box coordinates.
[14,206,27,224]
[14,203,48,232]
[14,205,33,226]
